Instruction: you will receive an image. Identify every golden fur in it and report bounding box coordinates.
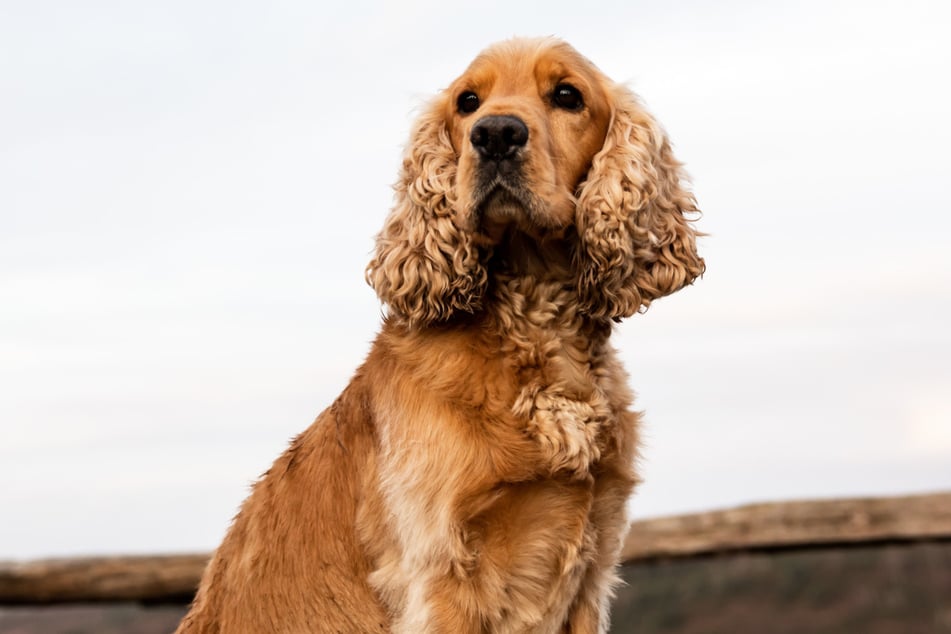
[176,37,703,634]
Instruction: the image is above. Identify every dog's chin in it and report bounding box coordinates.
[478,190,525,240]
[474,187,563,245]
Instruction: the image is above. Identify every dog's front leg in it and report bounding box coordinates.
[563,447,639,634]
[383,522,483,634]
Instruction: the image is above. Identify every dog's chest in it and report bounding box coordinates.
[481,278,617,478]
[365,295,623,631]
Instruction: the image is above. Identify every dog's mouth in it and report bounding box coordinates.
[473,186,530,242]
[481,186,528,220]
[471,174,548,239]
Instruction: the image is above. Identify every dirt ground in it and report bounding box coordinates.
[2,541,949,633]
[612,541,951,633]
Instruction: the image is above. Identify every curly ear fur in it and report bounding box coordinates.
[366,99,488,327]
[575,86,705,320]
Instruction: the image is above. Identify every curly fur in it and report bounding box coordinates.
[575,85,705,319]
[178,37,702,634]
[367,106,489,327]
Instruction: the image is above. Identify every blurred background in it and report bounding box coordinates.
[1,0,949,605]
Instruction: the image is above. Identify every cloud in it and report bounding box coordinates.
[1,0,950,557]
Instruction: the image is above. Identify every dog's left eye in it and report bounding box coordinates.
[552,84,584,111]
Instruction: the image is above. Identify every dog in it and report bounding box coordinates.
[176,37,703,633]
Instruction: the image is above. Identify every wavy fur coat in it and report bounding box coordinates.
[177,37,703,634]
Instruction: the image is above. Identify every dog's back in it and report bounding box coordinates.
[176,373,389,633]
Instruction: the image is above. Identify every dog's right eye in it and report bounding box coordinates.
[457,91,480,114]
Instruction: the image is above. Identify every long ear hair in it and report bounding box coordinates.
[574,85,704,320]
[366,97,488,328]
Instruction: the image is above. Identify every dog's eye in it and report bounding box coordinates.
[552,84,584,111]
[457,91,480,114]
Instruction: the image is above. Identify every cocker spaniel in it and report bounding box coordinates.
[177,37,703,634]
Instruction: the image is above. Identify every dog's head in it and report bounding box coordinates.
[367,38,704,326]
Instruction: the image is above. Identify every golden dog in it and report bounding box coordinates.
[177,37,703,633]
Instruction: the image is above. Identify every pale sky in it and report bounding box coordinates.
[2,0,950,559]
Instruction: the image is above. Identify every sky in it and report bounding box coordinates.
[1,0,949,559]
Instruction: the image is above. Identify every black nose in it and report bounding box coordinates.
[470,115,529,161]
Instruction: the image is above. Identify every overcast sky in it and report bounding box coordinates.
[2,0,949,559]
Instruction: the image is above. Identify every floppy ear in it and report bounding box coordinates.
[574,86,704,320]
[366,97,488,328]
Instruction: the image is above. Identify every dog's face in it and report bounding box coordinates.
[445,40,612,240]
[368,37,704,326]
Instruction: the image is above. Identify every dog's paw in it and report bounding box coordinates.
[524,392,602,478]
